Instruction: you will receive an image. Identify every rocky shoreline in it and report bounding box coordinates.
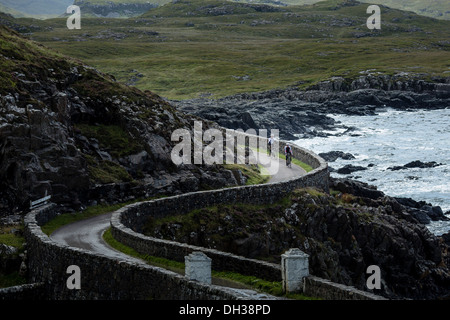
[171,73,450,283]
[320,151,450,224]
[172,73,450,140]
[172,73,450,209]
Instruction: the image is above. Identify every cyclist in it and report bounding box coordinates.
[268,134,275,157]
[284,144,293,167]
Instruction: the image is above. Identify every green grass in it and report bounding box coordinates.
[361,0,450,20]
[0,225,27,288]
[0,24,71,94]
[223,163,270,185]
[15,0,448,100]
[103,227,185,273]
[142,195,294,245]
[86,157,134,184]
[41,202,134,235]
[0,272,27,289]
[75,123,143,157]
[278,153,314,172]
[0,225,25,249]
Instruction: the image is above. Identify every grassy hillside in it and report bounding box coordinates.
[75,0,170,4]
[0,0,73,18]
[2,0,448,20]
[360,0,450,20]
[0,4,26,17]
[11,0,450,99]
[241,0,450,20]
[0,0,170,18]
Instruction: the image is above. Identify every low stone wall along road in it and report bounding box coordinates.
[50,212,144,264]
[23,134,341,300]
[50,151,306,262]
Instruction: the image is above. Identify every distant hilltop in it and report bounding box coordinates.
[0,0,73,18]
[0,0,448,19]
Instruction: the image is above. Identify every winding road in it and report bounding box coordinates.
[51,212,143,263]
[50,152,306,262]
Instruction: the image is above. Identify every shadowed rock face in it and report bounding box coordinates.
[0,26,240,216]
[145,181,450,300]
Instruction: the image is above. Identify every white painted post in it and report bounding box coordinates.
[281,248,309,293]
[185,251,212,284]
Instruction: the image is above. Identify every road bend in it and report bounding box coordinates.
[51,152,306,260]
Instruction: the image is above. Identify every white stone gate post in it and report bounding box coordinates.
[281,248,309,293]
[185,251,212,284]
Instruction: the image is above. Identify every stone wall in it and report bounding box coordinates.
[304,276,386,300]
[116,136,329,233]
[0,282,46,300]
[22,202,384,300]
[110,138,329,282]
[19,137,385,300]
[109,138,385,300]
[111,212,282,281]
[110,133,331,282]
[23,204,278,300]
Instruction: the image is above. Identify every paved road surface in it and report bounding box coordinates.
[258,151,306,183]
[51,212,144,264]
[51,152,306,259]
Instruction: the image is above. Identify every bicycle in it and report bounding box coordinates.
[286,153,292,168]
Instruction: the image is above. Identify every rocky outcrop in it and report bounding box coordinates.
[387,160,443,171]
[318,151,355,162]
[0,243,22,275]
[74,1,158,18]
[335,164,367,174]
[330,177,450,225]
[145,180,450,300]
[0,26,241,216]
[295,188,449,300]
[173,74,450,140]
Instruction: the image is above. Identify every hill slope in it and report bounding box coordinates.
[0,25,241,215]
[239,0,450,20]
[2,0,448,20]
[73,0,171,18]
[0,0,73,18]
[22,0,450,100]
[357,0,450,20]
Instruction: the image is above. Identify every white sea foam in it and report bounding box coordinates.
[293,108,450,235]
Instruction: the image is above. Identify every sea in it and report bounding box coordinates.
[293,107,450,236]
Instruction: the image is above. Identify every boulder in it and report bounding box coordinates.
[319,151,355,162]
[0,244,22,274]
[174,74,450,140]
[336,164,367,174]
[388,160,443,171]
[330,177,385,200]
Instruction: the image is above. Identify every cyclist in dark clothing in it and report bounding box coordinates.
[284,144,293,167]
[268,134,275,157]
